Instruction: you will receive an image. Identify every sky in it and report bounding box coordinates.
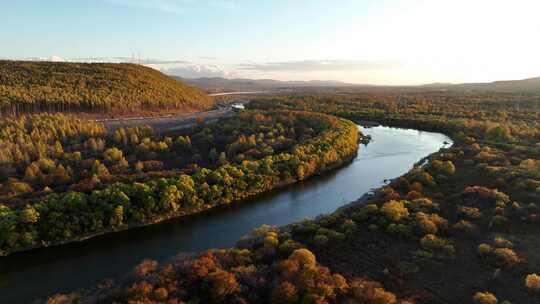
[1,0,540,85]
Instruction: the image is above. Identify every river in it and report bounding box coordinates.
[0,125,452,303]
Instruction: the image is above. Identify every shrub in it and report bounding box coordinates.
[152,287,168,301]
[405,191,423,201]
[387,223,411,236]
[313,234,329,247]
[414,212,449,236]
[473,291,498,304]
[493,236,513,248]
[414,250,434,259]
[368,224,378,231]
[353,204,378,221]
[494,192,510,204]
[237,224,278,249]
[391,177,410,190]
[519,159,539,171]
[431,160,456,175]
[381,200,409,222]
[264,233,279,249]
[133,259,158,277]
[371,288,398,304]
[46,294,78,304]
[453,220,477,233]
[416,218,438,235]
[411,170,436,187]
[458,206,482,219]
[348,278,397,304]
[205,270,240,300]
[494,207,505,215]
[279,240,302,256]
[333,273,349,294]
[271,281,299,304]
[20,205,40,224]
[318,213,341,227]
[291,220,319,236]
[128,281,153,298]
[184,253,218,280]
[381,187,401,201]
[525,273,540,293]
[477,243,493,256]
[418,212,448,229]
[231,265,256,276]
[135,160,164,172]
[493,248,519,266]
[289,249,316,267]
[462,186,510,204]
[442,161,456,175]
[490,215,508,228]
[340,219,357,235]
[494,200,506,208]
[317,227,345,241]
[420,234,455,255]
[408,197,437,212]
[8,181,33,194]
[409,181,424,192]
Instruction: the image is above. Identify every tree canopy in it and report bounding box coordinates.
[0,60,213,115]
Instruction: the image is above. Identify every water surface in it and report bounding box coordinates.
[0,126,451,303]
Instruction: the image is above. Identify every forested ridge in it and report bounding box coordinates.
[0,110,359,255]
[0,60,213,115]
[49,92,540,304]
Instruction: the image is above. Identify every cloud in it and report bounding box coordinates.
[140,59,188,64]
[238,60,399,72]
[12,55,229,78]
[17,55,67,62]
[103,0,235,14]
[72,57,189,64]
[18,56,189,65]
[158,64,230,78]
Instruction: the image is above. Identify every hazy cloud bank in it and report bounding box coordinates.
[156,64,230,78]
[9,55,401,82]
[15,56,188,65]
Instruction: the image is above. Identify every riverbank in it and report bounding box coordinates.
[0,125,451,303]
[241,95,540,303]
[283,129,455,239]
[1,115,360,257]
[40,125,454,304]
[5,146,359,257]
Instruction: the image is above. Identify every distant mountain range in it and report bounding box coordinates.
[176,77,364,93]
[177,76,540,94]
[431,77,540,93]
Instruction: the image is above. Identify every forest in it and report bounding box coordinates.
[0,60,213,115]
[47,91,540,304]
[0,110,359,255]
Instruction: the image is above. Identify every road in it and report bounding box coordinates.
[99,108,234,133]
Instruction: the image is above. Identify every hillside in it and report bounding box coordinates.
[421,77,540,94]
[0,60,213,115]
[458,76,540,93]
